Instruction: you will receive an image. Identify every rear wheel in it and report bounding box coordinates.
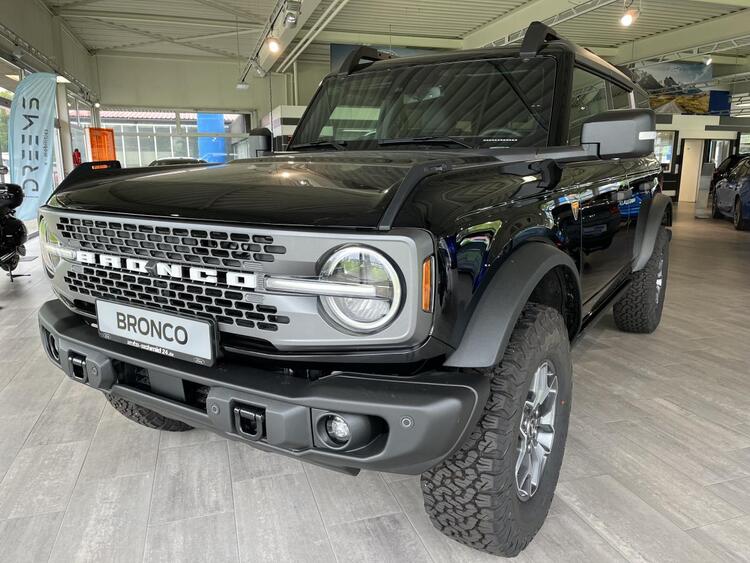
[733,198,749,230]
[421,304,572,556]
[613,226,669,333]
[106,394,193,431]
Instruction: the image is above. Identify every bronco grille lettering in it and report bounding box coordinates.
[74,251,256,289]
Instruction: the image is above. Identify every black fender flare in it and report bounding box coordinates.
[444,242,581,369]
[633,193,672,272]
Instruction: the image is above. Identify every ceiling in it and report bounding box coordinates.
[40,0,750,68]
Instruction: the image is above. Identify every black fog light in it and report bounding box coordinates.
[325,415,351,445]
[315,411,380,451]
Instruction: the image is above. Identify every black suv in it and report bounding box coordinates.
[37,23,671,556]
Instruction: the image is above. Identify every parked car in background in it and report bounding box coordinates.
[712,155,750,230]
[711,153,748,196]
[148,157,207,167]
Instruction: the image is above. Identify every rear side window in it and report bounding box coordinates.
[568,68,633,145]
[568,69,608,145]
[609,83,632,110]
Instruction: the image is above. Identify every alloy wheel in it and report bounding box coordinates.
[515,360,558,501]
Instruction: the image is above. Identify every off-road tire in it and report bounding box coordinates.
[733,197,750,231]
[421,304,572,557]
[613,226,669,333]
[106,394,193,431]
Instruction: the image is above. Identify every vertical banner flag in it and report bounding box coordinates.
[8,72,58,220]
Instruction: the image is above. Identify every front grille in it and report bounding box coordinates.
[56,216,287,267]
[55,216,292,338]
[63,265,289,332]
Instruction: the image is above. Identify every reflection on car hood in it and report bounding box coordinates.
[49,151,494,228]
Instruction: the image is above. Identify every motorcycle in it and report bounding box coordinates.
[0,179,29,281]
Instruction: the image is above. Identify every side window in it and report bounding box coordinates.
[609,83,633,110]
[568,69,608,145]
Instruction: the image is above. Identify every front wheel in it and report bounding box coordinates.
[712,193,722,219]
[421,304,572,556]
[106,394,193,432]
[733,198,750,230]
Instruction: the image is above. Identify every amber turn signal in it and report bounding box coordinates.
[421,257,433,312]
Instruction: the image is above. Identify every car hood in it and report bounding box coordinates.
[49,152,494,228]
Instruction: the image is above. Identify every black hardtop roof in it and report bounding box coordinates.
[340,21,635,92]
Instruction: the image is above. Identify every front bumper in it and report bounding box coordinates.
[38,300,489,474]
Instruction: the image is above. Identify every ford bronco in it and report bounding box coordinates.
[37,22,671,556]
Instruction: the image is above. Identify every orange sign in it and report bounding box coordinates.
[86,127,117,161]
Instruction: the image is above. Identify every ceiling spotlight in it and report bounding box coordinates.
[704,55,713,66]
[55,75,71,84]
[94,102,101,108]
[5,74,19,81]
[267,36,281,53]
[620,9,639,26]
[236,81,250,90]
[284,1,302,28]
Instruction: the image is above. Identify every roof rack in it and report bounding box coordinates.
[338,46,395,75]
[520,21,569,58]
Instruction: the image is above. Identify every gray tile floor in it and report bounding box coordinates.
[2,205,750,562]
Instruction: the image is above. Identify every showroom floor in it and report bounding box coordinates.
[1,205,750,562]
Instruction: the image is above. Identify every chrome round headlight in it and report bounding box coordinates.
[39,216,60,274]
[319,246,402,333]
[39,216,75,275]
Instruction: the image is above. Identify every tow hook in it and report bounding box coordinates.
[69,353,88,383]
[233,405,265,441]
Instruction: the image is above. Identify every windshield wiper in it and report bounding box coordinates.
[289,140,347,151]
[378,136,474,149]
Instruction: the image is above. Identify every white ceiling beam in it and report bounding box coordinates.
[58,9,262,30]
[90,18,239,58]
[190,0,259,20]
[95,28,259,53]
[613,9,750,64]
[684,0,750,6]
[462,0,615,49]
[314,31,461,50]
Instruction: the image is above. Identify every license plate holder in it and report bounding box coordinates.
[95,300,216,366]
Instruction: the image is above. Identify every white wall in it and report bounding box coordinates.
[0,0,97,94]
[657,115,739,141]
[95,54,291,117]
[295,61,330,106]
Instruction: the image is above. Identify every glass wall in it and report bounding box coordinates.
[100,110,249,167]
[740,133,750,154]
[654,131,676,172]
[67,92,93,163]
[0,57,23,183]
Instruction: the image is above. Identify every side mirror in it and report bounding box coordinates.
[582,109,656,160]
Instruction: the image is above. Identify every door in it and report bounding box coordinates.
[678,139,704,203]
[567,161,633,315]
[566,68,636,315]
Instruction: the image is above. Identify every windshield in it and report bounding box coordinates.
[289,57,557,151]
